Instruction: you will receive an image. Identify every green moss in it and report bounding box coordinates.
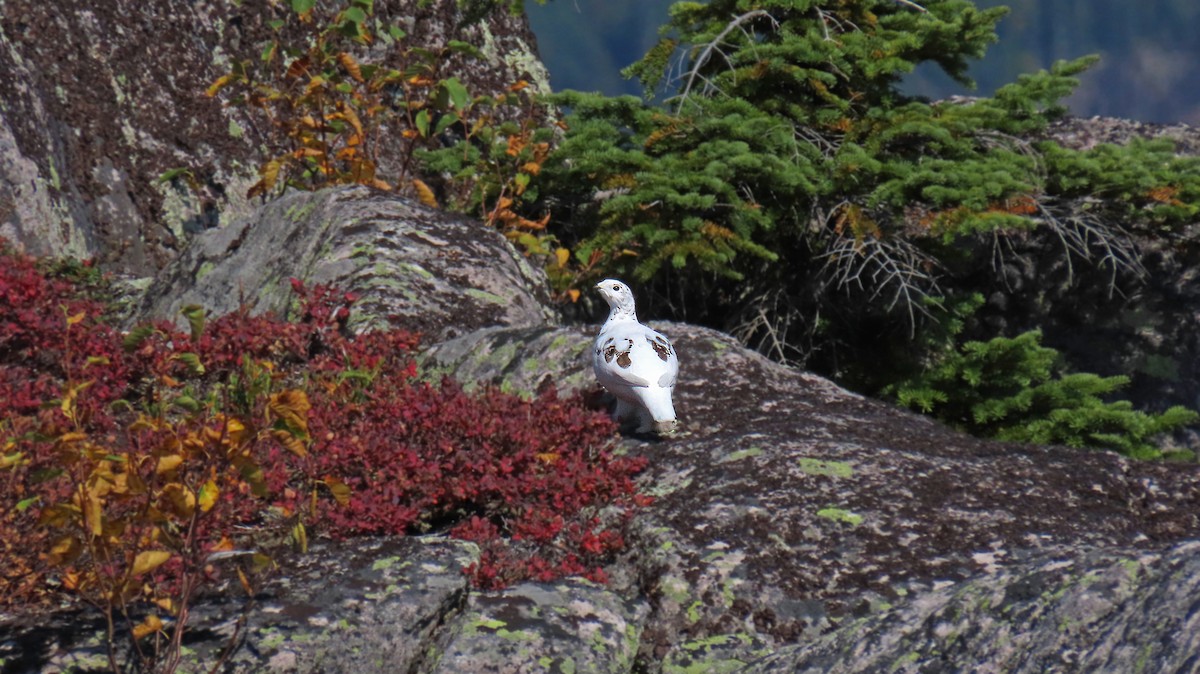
[196,261,215,281]
[284,200,318,224]
[228,119,245,138]
[797,457,854,478]
[47,158,61,191]
[720,446,762,463]
[816,507,863,526]
[495,627,537,642]
[400,262,435,279]
[465,288,507,305]
[890,651,921,672]
[369,554,403,568]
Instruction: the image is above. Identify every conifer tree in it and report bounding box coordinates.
[527,0,1200,455]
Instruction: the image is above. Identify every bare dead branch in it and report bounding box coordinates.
[674,10,779,110]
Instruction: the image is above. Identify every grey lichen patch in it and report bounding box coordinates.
[797,457,854,478]
[228,118,244,138]
[816,507,864,526]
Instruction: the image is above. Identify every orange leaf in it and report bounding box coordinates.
[567,289,581,303]
[205,74,235,98]
[286,56,311,80]
[337,52,364,82]
[132,614,164,640]
[323,476,352,506]
[411,179,438,208]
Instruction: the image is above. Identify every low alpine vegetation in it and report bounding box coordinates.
[0,239,643,670]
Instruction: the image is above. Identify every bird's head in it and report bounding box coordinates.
[595,279,637,317]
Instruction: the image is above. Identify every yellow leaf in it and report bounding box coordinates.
[132,614,164,640]
[205,74,235,97]
[198,480,219,512]
[84,488,103,537]
[153,597,176,613]
[155,454,184,475]
[66,311,86,325]
[305,75,327,95]
[269,390,311,435]
[554,247,570,269]
[161,483,196,518]
[323,476,352,506]
[273,429,308,458]
[411,179,438,208]
[48,536,80,565]
[339,103,364,137]
[292,521,308,553]
[225,417,249,446]
[132,550,172,577]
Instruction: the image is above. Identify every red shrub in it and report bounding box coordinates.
[0,239,644,613]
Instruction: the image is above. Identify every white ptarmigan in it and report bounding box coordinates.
[592,279,679,434]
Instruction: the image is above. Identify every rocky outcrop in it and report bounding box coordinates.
[5,186,1200,673]
[424,322,1200,670]
[0,0,548,274]
[741,541,1200,673]
[133,186,557,341]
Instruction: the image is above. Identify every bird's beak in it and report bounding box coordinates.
[594,282,604,290]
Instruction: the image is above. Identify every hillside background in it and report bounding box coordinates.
[527,0,1200,124]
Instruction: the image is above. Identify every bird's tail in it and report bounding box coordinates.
[640,387,676,424]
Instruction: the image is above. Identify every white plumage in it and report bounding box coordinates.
[592,279,679,435]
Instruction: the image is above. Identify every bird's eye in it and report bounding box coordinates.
[612,284,620,291]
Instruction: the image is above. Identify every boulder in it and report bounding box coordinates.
[133,186,557,341]
[0,0,548,274]
[740,541,1200,673]
[423,322,1200,671]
